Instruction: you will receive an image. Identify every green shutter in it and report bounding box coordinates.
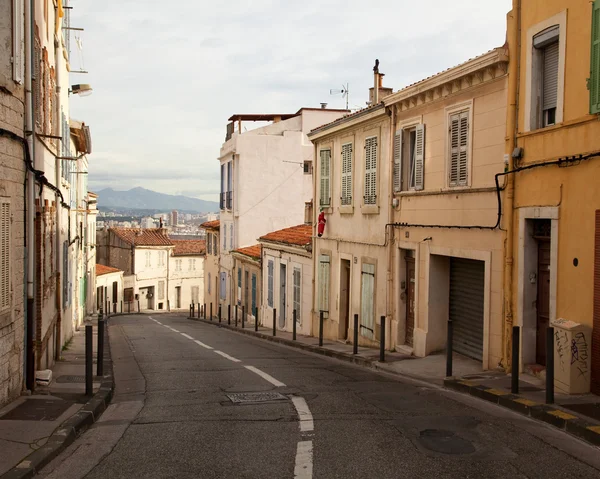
[592,0,600,114]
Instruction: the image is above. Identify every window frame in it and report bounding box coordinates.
[318,253,330,319]
[591,0,600,114]
[363,135,378,206]
[267,260,274,308]
[319,148,332,207]
[340,142,353,207]
[293,266,301,324]
[445,102,473,188]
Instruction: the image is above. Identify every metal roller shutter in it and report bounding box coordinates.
[449,258,485,361]
[592,211,600,395]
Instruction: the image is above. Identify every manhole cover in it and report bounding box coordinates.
[226,392,287,404]
[417,429,476,455]
[55,375,86,383]
[0,399,74,421]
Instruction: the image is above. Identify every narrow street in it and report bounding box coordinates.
[39,314,600,479]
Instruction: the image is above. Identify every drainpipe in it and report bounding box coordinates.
[503,0,520,369]
[24,0,36,391]
[385,105,396,350]
[54,19,63,360]
[311,139,318,337]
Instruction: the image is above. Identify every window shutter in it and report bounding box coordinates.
[543,41,560,111]
[393,131,402,193]
[207,233,212,255]
[414,124,425,191]
[0,202,10,312]
[341,143,353,205]
[318,255,330,315]
[360,264,375,340]
[251,273,257,313]
[449,112,469,186]
[591,1,600,114]
[364,137,378,204]
[293,267,301,323]
[12,0,24,83]
[320,150,331,206]
[267,260,274,307]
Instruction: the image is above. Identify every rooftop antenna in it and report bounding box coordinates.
[330,83,349,110]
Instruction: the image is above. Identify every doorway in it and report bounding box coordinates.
[280,264,287,329]
[245,270,249,313]
[405,254,415,346]
[340,260,351,340]
[535,221,551,366]
[175,286,181,309]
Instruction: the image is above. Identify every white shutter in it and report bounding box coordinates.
[449,112,469,186]
[543,41,559,111]
[414,124,425,191]
[12,0,24,83]
[267,260,274,307]
[393,131,402,192]
[320,150,331,206]
[364,137,378,205]
[360,263,375,340]
[341,143,353,205]
[293,267,301,324]
[318,255,330,316]
[0,201,10,312]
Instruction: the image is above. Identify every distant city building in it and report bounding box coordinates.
[141,217,155,229]
[171,210,179,226]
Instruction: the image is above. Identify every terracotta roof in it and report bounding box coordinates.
[259,224,312,247]
[171,239,206,256]
[233,244,262,260]
[111,228,173,247]
[96,264,122,276]
[309,103,385,136]
[201,220,220,230]
[228,113,298,122]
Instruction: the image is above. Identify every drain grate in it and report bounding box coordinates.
[55,375,86,383]
[226,392,288,404]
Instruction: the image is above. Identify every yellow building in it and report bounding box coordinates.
[504,0,600,393]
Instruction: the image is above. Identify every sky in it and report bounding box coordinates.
[69,0,513,202]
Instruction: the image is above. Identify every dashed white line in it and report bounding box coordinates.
[194,340,213,350]
[244,365,286,387]
[180,333,194,340]
[294,441,313,478]
[214,350,242,363]
[291,397,314,432]
[170,328,180,333]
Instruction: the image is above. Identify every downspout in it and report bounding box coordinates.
[503,0,520,369]
[385,105,396,350]
[311,139,318,337]
[54,17,62,360]
[24,0,36,391]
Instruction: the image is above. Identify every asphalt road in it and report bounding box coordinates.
[39,313,600,479]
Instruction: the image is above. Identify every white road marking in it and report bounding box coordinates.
[294,441,313,478]
[180,333,194,340]
[214,350,242,363]
[291,397,314,432]
[170,328,180,333]
[194,340,213,350]
[155,321,162,325]
[244,365,286,387]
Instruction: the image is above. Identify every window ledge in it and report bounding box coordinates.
[319,206,333,214]
[339,205,354,215]
[361,204,380,215]
[397,186,497,197]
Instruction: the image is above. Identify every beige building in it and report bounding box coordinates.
[201,220,220,318]
[231,244,262,324]
[169,240,205,310]
[385,48,509,369]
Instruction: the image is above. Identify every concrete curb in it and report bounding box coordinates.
[2,325,115,479]
[444,379,600,448]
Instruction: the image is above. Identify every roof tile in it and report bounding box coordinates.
[259,224,312,247]
[111,228,173,247]
[171,240,206,256]
[233,244,262,260]
[201,220,220,230]
[96,264,122,276]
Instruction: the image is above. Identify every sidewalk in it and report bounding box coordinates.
[0,316,113,479]
[188,313,600,447]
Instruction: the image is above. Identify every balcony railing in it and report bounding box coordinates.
[226,191,233,210]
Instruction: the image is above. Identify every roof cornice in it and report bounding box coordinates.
[308,104,386,139]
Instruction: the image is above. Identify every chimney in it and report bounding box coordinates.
[305,201,313,225]
[159,217,163,228]
[369,59,393,105]
[320,103,328,109]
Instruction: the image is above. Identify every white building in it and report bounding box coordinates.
[95,264,123,314]
[218,108,347,309]
[169,240,205,309]
[141,217,155,229]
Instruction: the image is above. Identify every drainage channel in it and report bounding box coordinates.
[225,392,288,404]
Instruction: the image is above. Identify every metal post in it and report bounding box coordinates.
[255,307,259,332]
[204,303,207,319]
[546,326,555,404]
[198,304,201,318]
[273,308,276,336]
[242,306,245,329]
[97,320,104,376]
[446,319,453,377]
[128,301,130,314]
[319,310,324,347]
[379,316,386,362]
[353,314,359,354]
[512,326,520,394]
[235,305,238,327]
[85,325,93,396]
[293,309,297,341]
[120,301,123,313]
[137,300,140,313]
[218,304,222,323]
[228,304,231,325]
[210,303,213,321]
[192,303,195,317]
[189,305,192,318]
[113,302,116,314]
[98,307,103,321]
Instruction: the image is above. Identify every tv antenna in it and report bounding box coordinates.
[330,83,349,110]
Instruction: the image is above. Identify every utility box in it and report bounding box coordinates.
[551,318,592,394]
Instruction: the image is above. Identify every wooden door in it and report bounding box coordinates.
[406,257,415,346]
[536,239,551,365]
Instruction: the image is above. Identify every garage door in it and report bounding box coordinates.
[449,258,485,361]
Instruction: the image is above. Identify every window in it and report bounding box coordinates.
[12,0,24,83]
[223,225,227,251]
[238,267,242,303]
[175,259,182,271]
[230,224,233,250]
[208,272,212,294]
[448,111,469,187]
[251,273,257,314]
[158,251,165,267]
[145,251,151,267]
[360,263,375,340]
[207,233,212,255]
[318,254,330,318]
[293,267,301,324]
[1,201,10,313]
[220,272,226,300]
[590,1,600,114]
[364,136,377,204]
[394,125,425,192]
[227,161,233,209]
[213,234,218,255]
[267,260,274,307]
[303,160,312,174]
[220,163,226,209]
[158,280,165,300]
[124,288,134,303]
[534,26,560,127]
[341,143,353,206]
[319,149,331,206]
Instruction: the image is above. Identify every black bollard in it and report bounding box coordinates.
[98,307,103,321]
[235,305,238,327]
[198,304,201,319]
[120,301,123,313]
[242,306,245,329]
[273,308,276,336]
[128,301,131,314]
[380,316,386,362]
[293,309,297,341]
[189,305,192,318]
[446,319,453,377]
[204,303,207,319]
[210,303,213,321]
[113,302,116,314]
[546,327,555,404]
[228,304,231,325]
[85,325,93,396]
[319,310,324,347]
[192,303,195,317]
[255,307,259,332]
[353,314,359,354]
[512,326,520,394]
[97,319,104,377]
[137,300,140,313]
[218,304,222,323]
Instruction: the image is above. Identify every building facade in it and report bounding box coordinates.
[169,240,205,310]
[95,264,123,313]
[201,220,220,318]
[231,245,262,324]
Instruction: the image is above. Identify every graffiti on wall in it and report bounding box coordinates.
[571,332,589,379]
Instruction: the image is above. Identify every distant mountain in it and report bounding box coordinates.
[96,187,219,213]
